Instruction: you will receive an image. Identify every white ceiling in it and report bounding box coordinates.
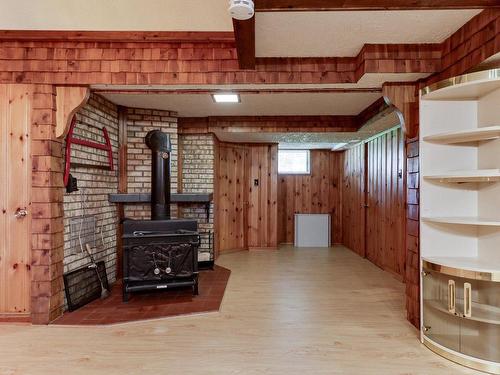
[101,91,382,117]
[255,10,481,57]
[0,0,233,31]
[215,108,401,150]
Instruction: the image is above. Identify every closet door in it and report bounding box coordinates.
[422,269,460,352]
[365,128,405,278]
[215,143,248,252]
[459,277,500,363]
[0,85,32,315]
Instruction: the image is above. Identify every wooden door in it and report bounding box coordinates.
[341,144,366,257]
[215,143,248,252]
[365,128,405,279]
[0,85,32,315]
[247,144,278,249]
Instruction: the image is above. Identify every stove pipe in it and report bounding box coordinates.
[145,130,171,220]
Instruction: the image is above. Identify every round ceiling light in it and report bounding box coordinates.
[228,0,254,21]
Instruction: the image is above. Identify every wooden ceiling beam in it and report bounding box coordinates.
[255,0,499,11]
[179,115,359,134]
[232,17,256,69]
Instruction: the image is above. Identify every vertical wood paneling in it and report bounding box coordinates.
[247,144,278,249]
[215,143,248,252]
[342,143,366,257]
[343,128,405,280]
[366,128,405,279]
[0,84,32,315]
[216,142,278,252]
[278,150,343,244]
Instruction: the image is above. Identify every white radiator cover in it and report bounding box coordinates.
[294,214,331,247]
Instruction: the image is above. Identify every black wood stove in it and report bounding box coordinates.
[122,130,199,302]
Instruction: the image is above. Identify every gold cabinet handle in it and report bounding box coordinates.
[464,282,472,318]
[448,279,456,314]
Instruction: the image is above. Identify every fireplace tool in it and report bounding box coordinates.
[85,243,109,299]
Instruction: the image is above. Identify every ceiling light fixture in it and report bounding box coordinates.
[228,0,254,21]
[212,93,240,103]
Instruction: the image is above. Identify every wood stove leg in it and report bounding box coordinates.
[193,275,199,296]
[122,286,130,303]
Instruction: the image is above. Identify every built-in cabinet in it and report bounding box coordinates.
[420,69,500,374]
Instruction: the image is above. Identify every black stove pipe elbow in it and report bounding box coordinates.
[145,130,171,220]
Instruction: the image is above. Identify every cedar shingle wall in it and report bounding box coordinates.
[30,84,65,324]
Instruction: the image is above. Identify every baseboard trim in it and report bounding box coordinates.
[0,313,31,323]
[248,246,278,251]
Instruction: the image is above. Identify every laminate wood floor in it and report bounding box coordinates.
[0,246,481,375]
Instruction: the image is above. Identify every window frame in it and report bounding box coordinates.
[277,149,311,175]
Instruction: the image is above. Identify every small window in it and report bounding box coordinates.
[278,150,310,174]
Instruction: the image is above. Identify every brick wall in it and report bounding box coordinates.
[179,134,215,262]
[62,93,119,309]
[125,108,178,219]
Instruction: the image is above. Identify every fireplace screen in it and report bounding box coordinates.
[63,261,109,311]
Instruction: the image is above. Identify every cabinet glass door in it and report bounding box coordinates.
[458,277,500,363]
[422,269,460,352]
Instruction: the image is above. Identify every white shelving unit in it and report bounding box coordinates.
[423,169,500,183]
[422,216,500,227]
[420,69,500,374]
[423,125,500,144]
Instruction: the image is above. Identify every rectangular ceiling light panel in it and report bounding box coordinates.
[212,93,240,103]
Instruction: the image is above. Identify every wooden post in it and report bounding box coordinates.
[116,106,127,279]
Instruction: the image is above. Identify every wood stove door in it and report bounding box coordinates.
[216,143,249,252]
[0,85,32,316]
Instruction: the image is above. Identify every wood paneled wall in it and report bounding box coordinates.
[342,128,406,280]
[215,142,278,252]
[0,84,32,317]
[342,144,366,257]
[215,143,248,252]
[365,128,406,280]
[277,150,343,244]
[247,144,278,249]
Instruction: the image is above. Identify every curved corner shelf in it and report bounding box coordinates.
[423,126,500,144]
[423,258,500,280]
[421,68,500,100]
[424,169,500,183]
[422,216,500,227]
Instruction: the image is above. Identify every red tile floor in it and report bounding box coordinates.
[52,265,231,325]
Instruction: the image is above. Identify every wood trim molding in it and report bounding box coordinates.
[232,17,256,69]
[93,88,382,95]
[255,0,499,11]
[0,30,235,43]
[116,106,127,279]
[55,86,90,138]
